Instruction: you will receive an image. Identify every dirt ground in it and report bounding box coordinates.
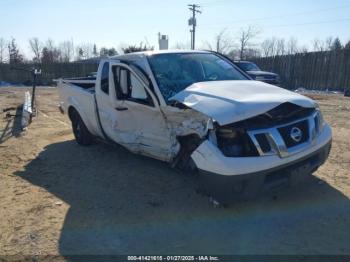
[0,87,350,256]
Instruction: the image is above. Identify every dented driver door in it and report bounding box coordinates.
[101,62,174,161]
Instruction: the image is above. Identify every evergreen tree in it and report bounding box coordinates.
[99,47,117,57]
[331,37,342,51]
[8,38,23,64]
[107,48,117,56]
[78,48,84,60]
[344,40,350,50]
[93,44,98,57]
[122,43,154,54]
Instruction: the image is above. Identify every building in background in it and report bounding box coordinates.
[158,33,169,50]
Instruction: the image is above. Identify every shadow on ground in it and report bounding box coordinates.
[0,106,23,144]
[15,140,350,255]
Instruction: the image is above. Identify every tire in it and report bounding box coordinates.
[71,110,93,146]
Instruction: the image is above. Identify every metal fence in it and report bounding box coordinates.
[252,49,350,91]
[0,62,98,85]
[2,51,350,91]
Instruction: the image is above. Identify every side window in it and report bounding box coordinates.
[100,62,109,94]
[113,65,153,106]
[130,74,147,100]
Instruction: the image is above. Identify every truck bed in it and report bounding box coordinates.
[58,78,102,137]
[61,77,96,91]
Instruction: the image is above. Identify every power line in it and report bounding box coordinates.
[200,4,350,28]
[188,4,202,49]
[265,17,350,28]
[198,0,228,6]
[199,17,350,31]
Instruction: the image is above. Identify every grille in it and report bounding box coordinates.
[254,133,271,153]
[247,112,319,158]
[278,120,309,148]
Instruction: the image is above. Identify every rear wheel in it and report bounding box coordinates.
[71,110,92,146]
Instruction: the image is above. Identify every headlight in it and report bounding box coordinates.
[315,109,325,133]
[255,76,265,81]
[216,128,259,157]
[250,75,256,80]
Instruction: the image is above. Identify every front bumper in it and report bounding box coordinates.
[192,124,332,203]
[198,140,331,203]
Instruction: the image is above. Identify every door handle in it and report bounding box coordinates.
[115,107,128,111]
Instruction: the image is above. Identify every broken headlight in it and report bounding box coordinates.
[216,128,259,157]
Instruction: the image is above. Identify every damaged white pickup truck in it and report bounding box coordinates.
[58,50,332,203]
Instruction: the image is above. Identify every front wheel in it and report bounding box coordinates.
[71,111,93,146]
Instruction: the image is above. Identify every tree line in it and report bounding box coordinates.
[0,30,349,65]
[0,37,155,65]
[204,26,350,60]
[0,37,119,64]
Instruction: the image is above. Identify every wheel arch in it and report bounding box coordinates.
[68,106,78,121]
[67,105,94,134]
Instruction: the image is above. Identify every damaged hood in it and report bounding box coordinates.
[169,80,316,125]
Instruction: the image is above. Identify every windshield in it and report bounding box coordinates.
[237,62,260,71]
[147,53,248,102]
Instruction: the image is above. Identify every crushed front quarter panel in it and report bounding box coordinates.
[162,106,211,138]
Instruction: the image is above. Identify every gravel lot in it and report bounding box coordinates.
[0,87,349,256]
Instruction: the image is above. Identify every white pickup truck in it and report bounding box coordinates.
[58,50,332,203]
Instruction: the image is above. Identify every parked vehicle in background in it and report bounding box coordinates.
[58,50,332,204]
[344,89,350,97]
[234,61,281,86]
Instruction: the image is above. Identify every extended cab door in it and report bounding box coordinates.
[95,61,174,161]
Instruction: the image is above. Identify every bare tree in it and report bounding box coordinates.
[261,37,277,57]
[0,38,6,63]
[299,45,309,54]
[276,38,286,56]
[41,39,61,63]
[29,37,42,62]
[46,39,55,52]
[325,37,334,50]
[206,29,233,54]
[312,38,326,52]
[244,48,261,59]
[60,40,74,62]
[238,26,259,60]
[312,37,340,52]
[286,37,298,55]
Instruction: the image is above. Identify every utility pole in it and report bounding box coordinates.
[188,4,201,50]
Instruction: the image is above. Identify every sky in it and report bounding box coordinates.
[1,0,350,58]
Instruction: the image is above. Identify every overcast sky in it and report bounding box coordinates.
[1,0,350,57]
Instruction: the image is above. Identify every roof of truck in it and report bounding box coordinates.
[110,49,210,60]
